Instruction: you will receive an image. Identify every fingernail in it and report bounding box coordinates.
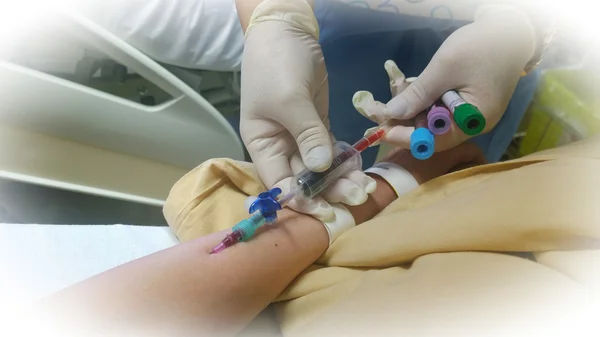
[365,176,377,194]
[305,146,331,171]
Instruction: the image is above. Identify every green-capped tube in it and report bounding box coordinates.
[441,90,486,136]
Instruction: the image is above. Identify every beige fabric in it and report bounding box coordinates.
[164,136,600,336]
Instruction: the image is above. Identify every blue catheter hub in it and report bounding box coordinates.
[248,188,283,223]
[410,127,435,160]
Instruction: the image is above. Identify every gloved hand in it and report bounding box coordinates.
[354,7,536,152]
[353,60,413,141]
[240,0,376,221]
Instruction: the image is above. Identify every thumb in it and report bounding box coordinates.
[278,102,333,172]
[384,68,448,120]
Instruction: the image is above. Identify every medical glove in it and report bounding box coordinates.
[240,0,375,221]
[362,6,536,152]
[353,60,413,139]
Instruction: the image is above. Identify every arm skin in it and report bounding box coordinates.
[31,144,483,336]
[34,176,395,337]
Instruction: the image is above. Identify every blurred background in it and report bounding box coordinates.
[0,0,598,226]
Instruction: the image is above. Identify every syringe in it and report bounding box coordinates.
[210,124,390,254]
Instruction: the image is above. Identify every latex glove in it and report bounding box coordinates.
[353,60,413,141]
[240,0,376,221]
[356,8,536,152]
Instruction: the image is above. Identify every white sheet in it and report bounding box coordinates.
[0,223,179,313]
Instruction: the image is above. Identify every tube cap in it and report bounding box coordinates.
[410,127,435,160]
[427,106,452,135]
[453,104,486,136]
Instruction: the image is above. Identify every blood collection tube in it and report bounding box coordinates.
[293,141,362,199]
[427,101,452,135]
[410,111,435,160]
[441,90,486,136]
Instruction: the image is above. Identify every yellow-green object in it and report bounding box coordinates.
[519,69,600,156]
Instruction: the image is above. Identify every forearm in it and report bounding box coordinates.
[236,0,316,32]
[37,176,395,336]
[37,213,325,336]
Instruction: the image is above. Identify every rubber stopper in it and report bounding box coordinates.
[410,127,435,160]
[453,104,486,136]
[427,106,452,135]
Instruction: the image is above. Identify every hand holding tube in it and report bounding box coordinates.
[355,5,536,152]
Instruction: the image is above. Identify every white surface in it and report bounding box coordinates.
[74,0,244,72]
[0,124,188,205]
[364,162,419,198]
[0,8,244,169]
[0,223,179,312]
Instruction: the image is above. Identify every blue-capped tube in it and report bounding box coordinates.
[410,111,435,160]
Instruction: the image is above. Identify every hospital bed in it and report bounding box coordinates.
[0,8,244,204]
[0,223,179,313]
[0,8,244,306]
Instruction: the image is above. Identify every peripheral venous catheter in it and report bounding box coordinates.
[210,90,486,254]
[209,124,389,254]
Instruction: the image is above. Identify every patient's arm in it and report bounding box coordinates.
[34,144,484,336]
[35,179,393,336]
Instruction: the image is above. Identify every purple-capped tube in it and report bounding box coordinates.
[427,102,452,135]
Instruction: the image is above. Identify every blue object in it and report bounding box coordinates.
[314,0,539,165]
[224,1,540,167]
[248,188,283,223]
[410,128,435,160]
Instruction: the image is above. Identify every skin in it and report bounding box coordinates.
[23,4,489,334]
[25,143,484,337]
[32,175,394,337]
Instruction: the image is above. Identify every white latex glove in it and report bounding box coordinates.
[353,60,413,140]
[355,6,536,152]
[240,0,376,221]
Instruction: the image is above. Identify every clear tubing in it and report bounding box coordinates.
[292,141,363,199]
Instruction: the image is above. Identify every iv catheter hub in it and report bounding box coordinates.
[209,187,287,254]
[210,125,390,254]
[249,188,283,223]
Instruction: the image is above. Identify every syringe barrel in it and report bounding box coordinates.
[292,141,362,199]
